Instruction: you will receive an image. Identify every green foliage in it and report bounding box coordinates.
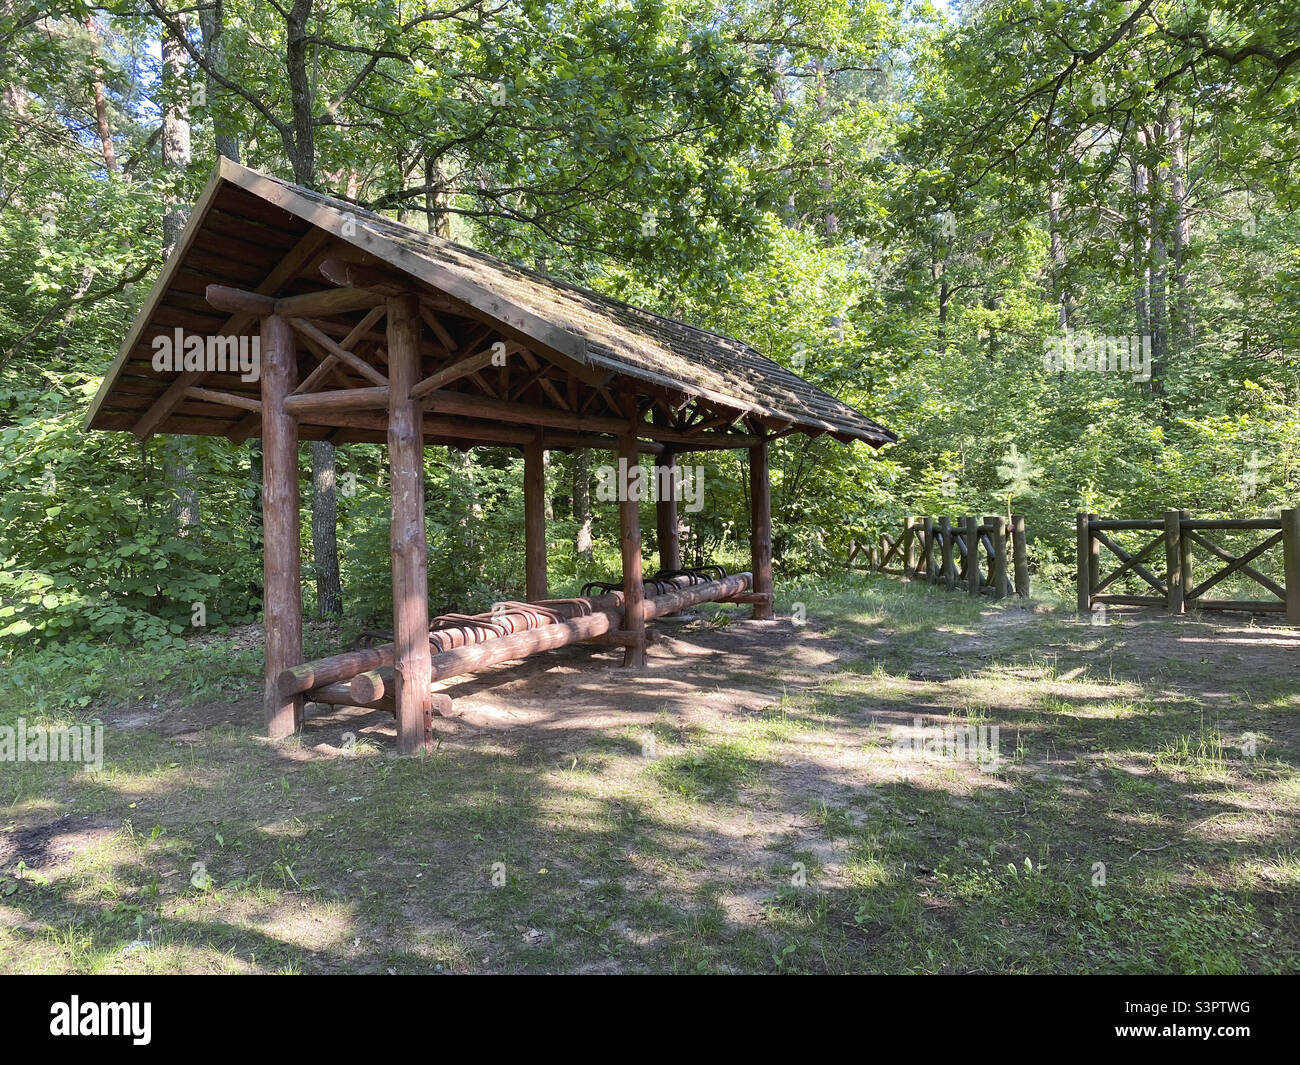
[2,1,1299,650]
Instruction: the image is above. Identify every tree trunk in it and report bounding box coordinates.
[281,0,340,615]
[1131,130,1150,347]
[1148,117,1168,393]
[285,0,315,187]
[84,16,116,172]
[542,449,553,521]
[931,234,949,354]
[160,20,190,255]
[573,448,593,561]
[448,447,484,578]
[1166,101,1192,353]
[248,438,263,615]
[310,440,342,615]
[198,0,239,162]
[161,14,198,536]
[1049,174,1068,328]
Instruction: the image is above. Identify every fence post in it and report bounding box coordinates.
[923,516,935,584]
[1076,513,1091,614]
[989,515,1009,599]
[965,515,980,597]
[940,516,956,589]
[1164,509,1183,614]
[1282,508,1300,624]
[1087,512,1100,594]
[1179,508,1194,605]
[1012,514,1029,597]
[903,517,917,579]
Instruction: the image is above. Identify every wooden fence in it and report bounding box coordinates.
[848,515,1030,598]
[1077,510,1300,621]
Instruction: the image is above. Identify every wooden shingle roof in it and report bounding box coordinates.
[86,159,895,449]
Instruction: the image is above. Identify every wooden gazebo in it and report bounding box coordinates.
[86,159,894,753]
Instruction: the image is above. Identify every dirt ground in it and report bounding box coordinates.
[3,588,1299,973]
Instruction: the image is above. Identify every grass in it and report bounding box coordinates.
[1,572,1299,974]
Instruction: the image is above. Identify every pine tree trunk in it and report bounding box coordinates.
[84,16,117,172]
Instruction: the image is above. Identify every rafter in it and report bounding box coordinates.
[132,226,333,439]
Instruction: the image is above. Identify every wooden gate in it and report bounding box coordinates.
[1077,510,1300,621]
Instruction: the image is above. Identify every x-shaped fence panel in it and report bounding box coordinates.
[1077,510,1300,620]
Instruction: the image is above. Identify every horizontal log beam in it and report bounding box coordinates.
[421,387,761,447]
[424,573,752,682]
[205,284,276,316]
[284,385,390,416]
[306,681,394,714]
[274,286,385,318]
[183,386,261,413]
[318,257,410,296]
[280,574,742,697]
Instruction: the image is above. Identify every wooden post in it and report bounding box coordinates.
[1076,512,1091,614]
[524,434,547,601]
[1180,508,1194,604]
[1282,508,1300,624]
[748,441,775,620]
[923,516,935,585]
[1011,515,1029,597]
[902,517,917,579]
[1088,512,1100,594]
[387,293,432,754]
[989,515,1008,599]
[619,409,647,666]
[656,449,681,572]
[965,515,980,596]
[260,314,303,740]
[1164,509,1184,614]
[939,516,955,589]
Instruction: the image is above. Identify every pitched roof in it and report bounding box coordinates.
[86,159,896,449]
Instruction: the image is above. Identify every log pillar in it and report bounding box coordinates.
[1011,514,1030,597]
[261,314,303,739]
[656,449,681,572]
[619,412,647,667]
[1282,509,1300,624]
[387,293,433,754]
[524,434,548,601]
[988,515,1008,599]
[1076,512,1091,614]
[748,441,774,620]
[1164,509,1184,614]
[965,515,980,597]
